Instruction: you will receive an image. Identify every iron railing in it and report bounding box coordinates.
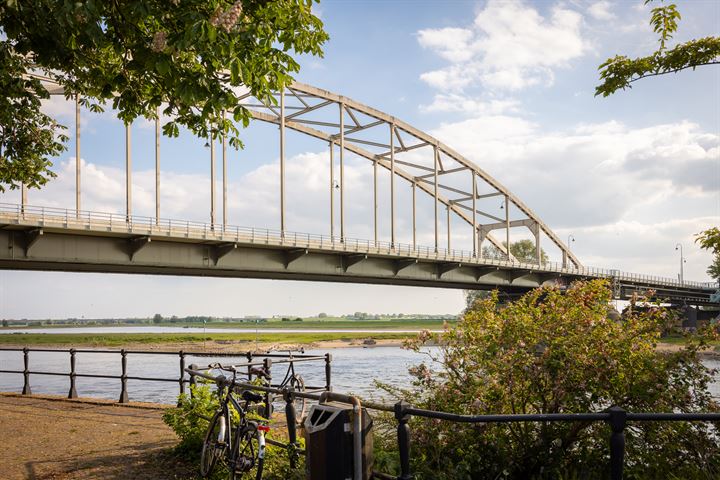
[0,347,332,403]
[186,366,720,480]
[1,202,717,291]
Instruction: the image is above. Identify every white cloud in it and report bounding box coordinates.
[420,94,521,115]
[40,96,76,121]
[560,217,716,280]
[588,1,615,21]
[417,27,474,63]
[417,0,587,93]
[431,117,719,239]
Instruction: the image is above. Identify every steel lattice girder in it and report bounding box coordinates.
[243,82,581,267]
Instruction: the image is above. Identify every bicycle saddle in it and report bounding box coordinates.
[249,366,271,380]
[242,390,264,404]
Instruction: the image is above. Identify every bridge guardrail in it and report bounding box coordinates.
[1,202,717,291]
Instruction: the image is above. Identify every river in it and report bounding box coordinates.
[0,346,717,405]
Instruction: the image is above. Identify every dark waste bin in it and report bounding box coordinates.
[304,401,373,480]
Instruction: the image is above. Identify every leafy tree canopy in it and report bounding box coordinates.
[596,0,719,97]
[0,0,328,191]
[696,227,720,282]
[482,239,549,264]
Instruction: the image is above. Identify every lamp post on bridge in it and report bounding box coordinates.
[675,243,685,285]
[567,234,575,255]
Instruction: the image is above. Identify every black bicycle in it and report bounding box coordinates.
[201,364,271,480]
[268,348,307,421]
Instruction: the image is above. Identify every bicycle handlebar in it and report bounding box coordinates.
[208,362,272,381]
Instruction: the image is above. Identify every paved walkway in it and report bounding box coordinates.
[0,393,196,479]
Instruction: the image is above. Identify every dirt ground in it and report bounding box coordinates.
[0,338,406,354]
[0,393,197,480]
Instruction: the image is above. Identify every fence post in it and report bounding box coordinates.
[189,363,198,399]
[324,353,332,392]
[395,400,413,480]
[283,386,298,469]
[119,349,129,404]
[68,348,78,399]
[178,351,186,398]
[263,358,273,418]
[608,406,627,480]
[246,351,253,380]
[22,347,31,395]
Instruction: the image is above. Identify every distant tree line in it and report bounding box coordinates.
[0,313,459,327]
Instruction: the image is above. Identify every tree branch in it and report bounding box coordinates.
[628,61,720,85]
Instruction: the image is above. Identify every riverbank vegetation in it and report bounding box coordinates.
[375,280,720,479]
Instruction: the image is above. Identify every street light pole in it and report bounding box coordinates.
[675,243,685,284]
[567,234,575,253]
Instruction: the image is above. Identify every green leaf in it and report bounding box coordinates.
[156,57,170,76]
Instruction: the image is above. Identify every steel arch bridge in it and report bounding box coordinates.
[1,76,717,306]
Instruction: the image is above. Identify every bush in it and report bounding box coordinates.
[162,384,219,458]
[378,280,720,480]
[163,384,305,479]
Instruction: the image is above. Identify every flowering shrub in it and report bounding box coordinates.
[377,280,720,479]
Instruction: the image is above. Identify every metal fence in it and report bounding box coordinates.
[2,202,717,291]
[0,347,332,403]
[1,348,718,480]
[186,366,720,480]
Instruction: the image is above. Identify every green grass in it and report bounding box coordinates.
[1,318,452,331]
[0,331,414,347]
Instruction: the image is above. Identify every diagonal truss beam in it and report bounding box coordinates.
[250,110,513,257]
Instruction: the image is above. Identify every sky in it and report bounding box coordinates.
[1,0,718,319]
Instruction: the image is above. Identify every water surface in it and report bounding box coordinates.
[0,347,717,405]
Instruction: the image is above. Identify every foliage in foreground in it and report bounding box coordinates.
[0,0,328,191]
[696,227,720,282]
[163,384,304,480]
[376,280,720,480]
[596,0,719,97]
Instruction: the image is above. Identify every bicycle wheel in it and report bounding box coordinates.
[290,374,307,421]
[229,422,261,480]
[201,410,227,478]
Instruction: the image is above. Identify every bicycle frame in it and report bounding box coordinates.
[214,374,268,476]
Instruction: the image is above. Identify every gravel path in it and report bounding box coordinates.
[0,393,197,480]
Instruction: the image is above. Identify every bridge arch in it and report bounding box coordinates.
[29,74,580,268]
[242,82,581,268]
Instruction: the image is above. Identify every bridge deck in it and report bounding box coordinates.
[0,204,717,305]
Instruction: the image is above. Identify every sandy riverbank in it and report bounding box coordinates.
[0,337,409,353]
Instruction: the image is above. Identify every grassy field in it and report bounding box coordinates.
[1,318,453,331]
[0,331,415,347]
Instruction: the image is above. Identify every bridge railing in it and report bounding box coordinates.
[1,202,717,291]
